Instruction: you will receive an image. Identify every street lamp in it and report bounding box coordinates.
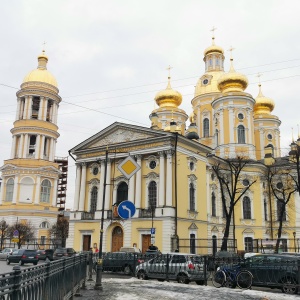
[94,149,108,290]
[293,231,296,253]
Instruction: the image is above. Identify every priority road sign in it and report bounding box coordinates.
[117,156,141,179]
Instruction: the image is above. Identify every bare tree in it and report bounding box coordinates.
[50,216,69,248]
[6,221,35,249]
[0,220,9,250]
[268,167,297,252]
[211,156,257,251]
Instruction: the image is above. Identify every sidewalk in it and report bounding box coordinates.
[77,274,300,300]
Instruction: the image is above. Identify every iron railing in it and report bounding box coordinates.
[0,253,88,300]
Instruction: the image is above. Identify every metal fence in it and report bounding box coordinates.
[0,253,88,300]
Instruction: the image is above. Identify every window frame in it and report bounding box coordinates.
[40,179,51,203]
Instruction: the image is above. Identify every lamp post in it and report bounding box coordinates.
[94,149,108,290]
[293,231,296,253]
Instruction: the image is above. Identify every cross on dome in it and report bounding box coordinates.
[228,46,235,59]
[42,41,47,53]
[210,26,217,44]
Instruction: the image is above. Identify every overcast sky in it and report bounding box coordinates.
[1,0,300,209]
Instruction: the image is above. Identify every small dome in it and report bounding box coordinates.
[204,37,224,56]
[254,84,275,114]
[218,58,248,93]
[23,51,58,88]
[155,77,182,108]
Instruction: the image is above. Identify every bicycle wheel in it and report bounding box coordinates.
[236,270,252,289]
[212,270,226,288]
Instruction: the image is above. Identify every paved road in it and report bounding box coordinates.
[0,258,45,273]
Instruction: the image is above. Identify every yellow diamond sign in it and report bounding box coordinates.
[118,156,141,179]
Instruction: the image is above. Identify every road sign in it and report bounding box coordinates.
[11,238,19,243]
[117,200,136,219]
[13,230,19,237]
[117,156,141,179]
[150,228,155,235]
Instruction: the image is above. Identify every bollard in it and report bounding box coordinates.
[88,250,93,281]
[12,266,22,300]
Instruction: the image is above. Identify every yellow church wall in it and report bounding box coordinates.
[73,221,100,251]
[14,119,58,133]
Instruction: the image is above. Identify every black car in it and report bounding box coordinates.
[37,249,55,261]
[53,248,76,260]
[243,254,300,294]
[208,251,240,271]
[102,252,143,275]
[6,249,39,265]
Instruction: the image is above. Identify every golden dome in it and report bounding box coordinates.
[155,77,182,108]
[254,84,275,114]
[23,51,58,87]
[204,37,224,56]
[218,59,248,93]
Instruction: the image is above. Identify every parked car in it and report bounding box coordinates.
[102,252,143,275]
[208,251,241,271]
[136,252,208,285]
[37,249,55,261]
[242,254,300,294]
[0,248,16,260]
[119,246,141,253]
[6,249,39,265]
[53,248,76,260]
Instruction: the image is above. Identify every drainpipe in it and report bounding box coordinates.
[174,133,178,250]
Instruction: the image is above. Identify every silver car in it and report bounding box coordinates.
[0,248,17,260]
[136,252,208,285]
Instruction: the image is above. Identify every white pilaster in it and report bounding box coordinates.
[27,96,32,119]
[38,97,44,120]
[23,134,29,158]
[52,179,58,206]
[15,98,21,120]
[98,161,105,210]
[247,109,252,145]
[18,134,24,158]
[219,108,224,145]
[228,107,234,143]
[34,176,41,204]
[79,163,87,211]
[35,135,41,159]
[49,138,54,161]
[135,155,142,208]
[40,135,45,159]
[104,159,111,210]
[259,129,264,158]
[159,151,165,207]
[12,176,19,204]
[166,151,173,207]
[42,98,48,121]
[129,175,135,203]
[74,164,81,210]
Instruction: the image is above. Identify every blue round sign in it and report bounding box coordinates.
[117,200,136,219]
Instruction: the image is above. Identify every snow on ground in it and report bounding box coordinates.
[95,277,300,300]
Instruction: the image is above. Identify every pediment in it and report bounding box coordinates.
[71,122,169,152]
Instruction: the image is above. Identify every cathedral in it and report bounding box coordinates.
[66,35,299,254]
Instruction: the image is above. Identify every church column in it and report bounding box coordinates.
[10,136,17,159]
[12,176,19,204]
[129,175,135,203]
[0,178,5,204]
[197,107,201,137]
[74,164,81,210]
[38,97,44,120]
[135,155,142,208]
[52,179,58,206]
[15,97,21,120]
[40,135,45,159]
[98,161,104,210]
[219,108,224,145]
[247,109,252,145]
[104,159,111,210]
[52,103,58,124]
[27,96,33,119]
[18,134,24,158]
[166,150,173,207]
[228,107,234,143]
[42,98,48,121]
[79,163,87,211]
[158,151,165,207]
[49,138,54,161]
[22,134,29,158]
[275,130,280,157]
[34,176,41,204]
[35,135,41,159]
[259,129,265,158]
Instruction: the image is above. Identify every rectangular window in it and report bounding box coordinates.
[41,236,46,245]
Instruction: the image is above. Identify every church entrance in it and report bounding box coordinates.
[142,234,151,253]
[112,226,123,252]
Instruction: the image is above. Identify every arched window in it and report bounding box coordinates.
[40,179,51,203]
[190,233,196,254]
[40,221,49,228]
[238,125,245,144]
[244,237,253,252]
[277,200,286,221]
[211,192,216,216]
[90,186,98,213]
[243,196,251,219]
[5,178,14,202]
[189,183,195,211]
[148,181,157,209]
[203,118,209,138]
[117,182,128,205]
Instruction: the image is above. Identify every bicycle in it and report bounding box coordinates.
[212,264,252,289]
